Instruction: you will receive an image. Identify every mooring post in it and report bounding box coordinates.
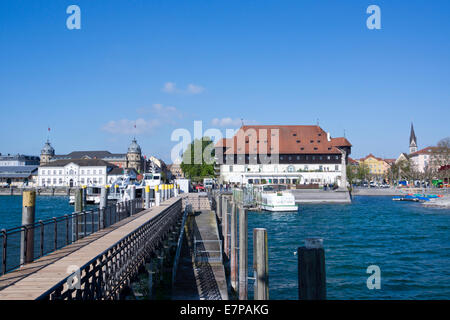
[217,194,222,220]
[146,260,154,299]
[20,190,36,265]
[73,188,84,241]
[253,228,269,300]
[130,185,136,215]
[155,186,160,206]
[81,186,87,208]
[51,187,55,196]
[238,206,248,300]
[145,185,151,209]
[230,201,238,291]
[10,186,13,196]
[298,238,326,300]
[222,197,229,257]
[99,186,108,229]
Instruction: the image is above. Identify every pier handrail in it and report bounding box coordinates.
[36,198,182,300]
[0,198,144,275]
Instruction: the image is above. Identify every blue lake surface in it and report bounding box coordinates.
[0,196,74,230]
[247,196,450,300]
[1,195,449,299]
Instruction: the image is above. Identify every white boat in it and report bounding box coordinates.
[143,172,161,187]
[256,184,299,212]
[69,186,102,205]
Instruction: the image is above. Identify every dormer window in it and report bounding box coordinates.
[296,140,300,143]
[293,133,297,136]
[310,140,314,143]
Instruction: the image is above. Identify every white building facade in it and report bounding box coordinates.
[215,125,352,187]
[38,159,115,187]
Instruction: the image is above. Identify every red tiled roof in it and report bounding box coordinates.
[409,146,438,157]
[214,125,351,155]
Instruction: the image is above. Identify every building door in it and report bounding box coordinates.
[69,179,74,187]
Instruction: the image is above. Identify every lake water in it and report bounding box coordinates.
[247,196,450,299]
[0,196,75,230]
[1,195,449,299]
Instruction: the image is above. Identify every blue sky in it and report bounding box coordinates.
[1,0,449,162]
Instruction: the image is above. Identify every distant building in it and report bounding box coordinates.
[167,163,184,179]
[409,146,438,173]
[0,154,40,167]
[0,166,38,187]
[40,138,144,172]
[357,154,392,176]
[38,159,117,187]
[0,154,40,187]
[215,125,352,187]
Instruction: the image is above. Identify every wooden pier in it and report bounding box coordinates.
[0,196,182,300]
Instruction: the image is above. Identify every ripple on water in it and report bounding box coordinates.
[247,196,450,299]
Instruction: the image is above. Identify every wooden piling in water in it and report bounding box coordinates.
[253,228,269,300]
[74,188,84,241]
[297,238,326,300]
[20,190,36,265]
[222,197,229,257]
[230,201,238,291]
[238,206,248,300]
[99,186,108,228]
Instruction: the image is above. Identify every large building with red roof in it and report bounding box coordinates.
[214,125,351,186]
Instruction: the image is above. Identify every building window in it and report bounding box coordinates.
[335,165,339,171]
[229,166,233,172]
[288,165,295,172]
[296,156,300,160]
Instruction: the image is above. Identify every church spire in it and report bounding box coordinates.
[409,123,417,154]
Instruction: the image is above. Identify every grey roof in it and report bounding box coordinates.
[41,140,55,156]
[40,159,117,167]
[0,154,40,161]
[52,151,126,160]
[0,166,38,178]
[128,139,141,154]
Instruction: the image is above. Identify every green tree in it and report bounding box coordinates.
[346,164,357,186]
[356,163,370,182]
[180,137,215,182]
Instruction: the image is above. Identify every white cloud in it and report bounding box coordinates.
[211,118,258,128]
[136,104,182,121]
[161,82,205,95]
[211,117,243,127]
[101,118,160,135]
[186,84,205,94]
[162,82,176,93]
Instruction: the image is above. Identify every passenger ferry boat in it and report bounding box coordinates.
[69,186,102,205]
[255,184,299,212]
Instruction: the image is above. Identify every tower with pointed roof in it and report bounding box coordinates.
[409,123,418,154]
[40,139,55,165]
[126,138,143,172]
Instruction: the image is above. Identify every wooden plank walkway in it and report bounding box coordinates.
[0,196,182,300]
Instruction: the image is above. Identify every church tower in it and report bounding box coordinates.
[126,138,143,172]
[40,139,55,165]
[409,123,418,154]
